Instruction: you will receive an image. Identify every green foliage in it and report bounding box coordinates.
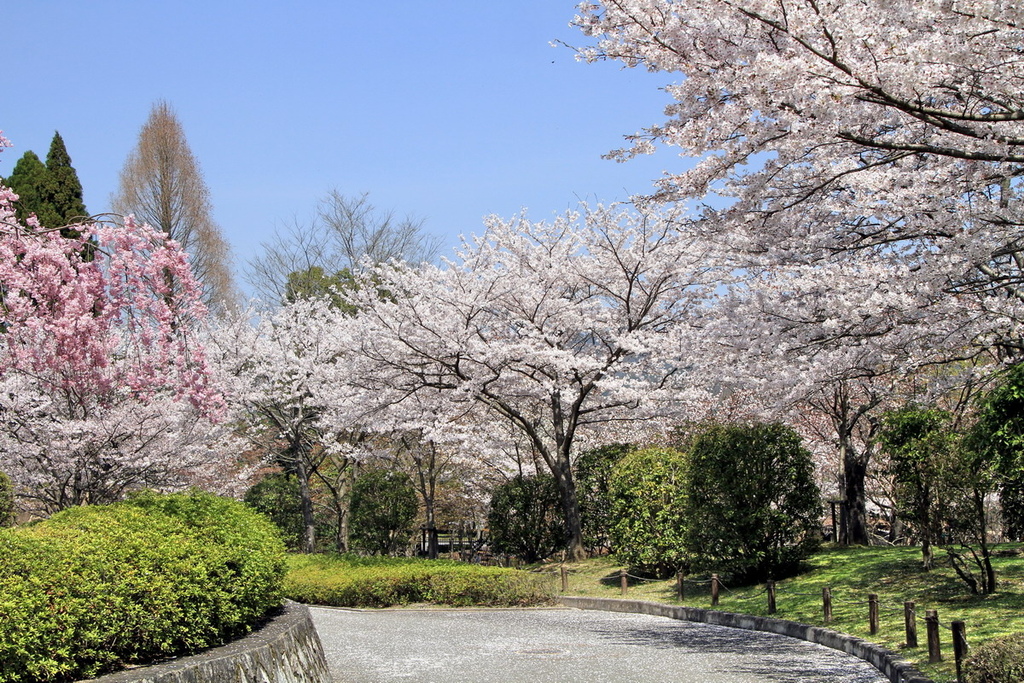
[121,489,287,622]
[686,423,821,582]
[881,403,1000,593]
[284,266,357,313]
[575,443,632,553]
[244,472,306,550]
[487,474,565,563]
[0,492,285,683]
[284,554,553,607]
[878,406,957,568]
[3,150,48,224]
[971,363,1024,540]
[349,468,418,555]
[608,446,690,578]
[42,132,88,235]
[2,133,88,234]
[0,471,13,527]
[964,634,1024,683]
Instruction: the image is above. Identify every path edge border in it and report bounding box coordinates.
[557,596,933,683]
[81,600,331,683]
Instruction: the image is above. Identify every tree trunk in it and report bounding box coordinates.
[295,456,317,554]
[840,441,870,545]
[552,455,586,561]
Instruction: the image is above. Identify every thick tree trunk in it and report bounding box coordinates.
[552,455,586,561]
[840,441,870,545]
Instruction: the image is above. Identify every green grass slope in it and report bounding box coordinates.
[555,544,1024,683]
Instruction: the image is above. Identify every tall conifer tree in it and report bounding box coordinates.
[42,131,88,236]
[1,132,88,236]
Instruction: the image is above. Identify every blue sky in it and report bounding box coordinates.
[2,2,678,291]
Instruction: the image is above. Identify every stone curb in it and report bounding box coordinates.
[558,596,933,683]
[81,601,331,683]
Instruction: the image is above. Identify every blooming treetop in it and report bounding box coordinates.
[336,204,723,558]
[0,142,220,415]
[576,1,1024,341]
[0,132,230,512]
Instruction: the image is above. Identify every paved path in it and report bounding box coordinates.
[310,606,890,683]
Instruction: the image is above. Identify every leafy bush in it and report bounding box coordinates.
[0,470,13,527]
[244,472,306,550]
[964,634,1024,683]
[576,443,633,553]
[349,468,418,555]
[686,423,821,582]
[284,554,553,607]
[0,491,286,683]
[122,489,287,627]
[487,474,565,563]
[608,446,690,578]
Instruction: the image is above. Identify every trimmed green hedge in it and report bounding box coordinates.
[285,554,554,607]
[0,491,286,683]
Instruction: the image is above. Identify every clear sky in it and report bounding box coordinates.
[1,2,679,292]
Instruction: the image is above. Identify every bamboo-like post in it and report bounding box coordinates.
[560,566,568,592]
[904,601,918,648]
[620,569,628,596]
[868,593,879,635]
[822,586,832,624]
[711,574,720,607]
[677,571,685,602]
[767,580,777,615]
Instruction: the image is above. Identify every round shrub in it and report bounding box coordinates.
[244,472,305,550]
[576,443,633,554]
[608,446,689,578]
[487,474,564,563]
[349,468,419,556]
[686,423,821,582]
[0,491,286,683]
[121,489,287,629]
[964,634,1024,683]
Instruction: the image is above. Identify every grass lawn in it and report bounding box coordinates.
[552,544,1024,683]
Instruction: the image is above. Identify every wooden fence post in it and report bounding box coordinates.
[952,620,968,682]
[711,574,720,607]
[822,586,832,624]
[620,569,628,596]
[677,571,685,602]
[926,609,942,663]
[560,566,568,592]
[868,593,879,635]
[767,580,776,615]
[904,601,918,648]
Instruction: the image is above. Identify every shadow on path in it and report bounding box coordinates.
[310,607,889,683]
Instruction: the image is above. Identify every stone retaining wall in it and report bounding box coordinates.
[559,596,933,683]
[83,601,331,683]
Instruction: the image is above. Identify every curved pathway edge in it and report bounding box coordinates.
[558,596,932,683]
[82,601,331,683]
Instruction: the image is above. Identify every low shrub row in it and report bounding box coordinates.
[284,554,554,607]
[0,491,286,683]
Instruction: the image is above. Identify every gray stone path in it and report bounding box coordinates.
[310,606,890,682]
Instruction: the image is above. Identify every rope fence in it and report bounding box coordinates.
[553,563,971,678]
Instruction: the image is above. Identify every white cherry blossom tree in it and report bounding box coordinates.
[336,204,721,560]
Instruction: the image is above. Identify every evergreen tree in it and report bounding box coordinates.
[1,132,88,236]
[3,150,49,225]
[42,131,88,236]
